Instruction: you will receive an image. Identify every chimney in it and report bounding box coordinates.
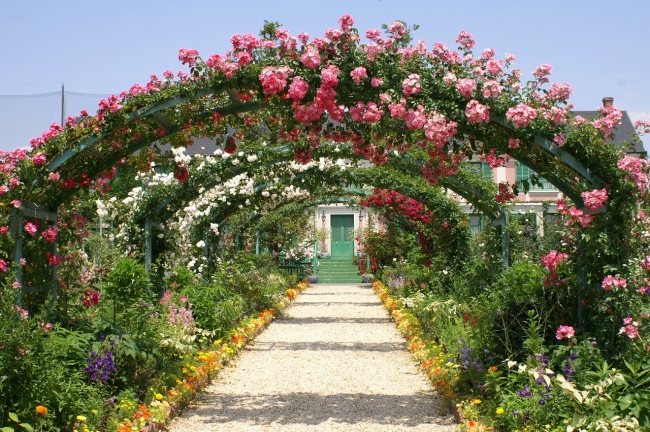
[602,97,614,108]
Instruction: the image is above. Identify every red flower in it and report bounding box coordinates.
[174,165,189,183]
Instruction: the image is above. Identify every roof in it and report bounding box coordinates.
[573,110,645,155]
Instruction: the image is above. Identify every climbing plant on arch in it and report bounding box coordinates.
[0,14,648,303]
[95,146,474,278]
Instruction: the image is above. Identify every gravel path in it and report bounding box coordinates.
[168,283,456,431]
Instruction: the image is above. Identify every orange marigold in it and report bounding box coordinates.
[35,405,48,415]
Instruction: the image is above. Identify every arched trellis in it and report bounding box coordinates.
[11,17,635,213]
[133,163,474,274]
[4,17,645,310]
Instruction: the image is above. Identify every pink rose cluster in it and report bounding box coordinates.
[350,67,368,85]
[455,78,476,98]
[350,102,383,123]
[482,80,501,98]
[581,188,608,211]
[635,120,650,136]
[602,275,627,291]
[533,63,553,83]
[592,105,623,137]
[506,104,538,128]
[556,198,594,228]
[32,152,47,167]
[456,30,476,50]
[619,317,639,339]
[618,155,649,191]
[556,325,575,340]
[41,226,58,244]
[24,222,38,236]
[288,76,309,102]
[178,48,199,66]
[548,83,573,101]
[541,250,569,272]
[402,74,421,96]
[259,66,294,95]
[465,100,490,123]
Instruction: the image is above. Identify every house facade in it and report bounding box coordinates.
[314,97,645,254]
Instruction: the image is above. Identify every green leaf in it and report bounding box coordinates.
[2,427,15,432]
[8,413,19,423]
[18,424,33,431]
[619,394,633,410]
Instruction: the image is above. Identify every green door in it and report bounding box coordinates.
[331,215,354,257]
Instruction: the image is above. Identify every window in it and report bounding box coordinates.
[469,214,485,235]
[466,162,493,181]
[515,163,556,190]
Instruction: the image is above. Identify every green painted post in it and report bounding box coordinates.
[10,209,23,306]
[501,213,509,268]
[256,232,260,255]
[49,238,58,312]
[144,218,152,271]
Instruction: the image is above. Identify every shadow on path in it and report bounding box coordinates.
[191,392,450,427]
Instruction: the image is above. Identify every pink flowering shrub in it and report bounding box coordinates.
[287,76,309,101]
[259,66,293,95]
[619,318,639,339]
[350,67,368,84]
[300,47,321,69]
[32,152,47,167]
[581,188,608,211]
[602,275,627,291]
[178,48,199,66]
[465,100,490,123]
[635,119,650,135]
[506,104,537,128]
[402,74,421,96]
[455,78,476,98]
[24,222,38,236]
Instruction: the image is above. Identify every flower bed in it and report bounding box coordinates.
[114,280,309,432]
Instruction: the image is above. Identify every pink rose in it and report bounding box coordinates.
[301,48,321,69]
[32,152,47,167]
[24,222,38,236]
[350,67,368,85]
[556,325,575,340]
[402,74,421,96]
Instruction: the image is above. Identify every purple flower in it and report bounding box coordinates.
[517,386,532,398]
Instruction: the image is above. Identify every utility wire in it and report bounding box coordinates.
[0,90,110,99]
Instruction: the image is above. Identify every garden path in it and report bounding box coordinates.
[168,283,456,431]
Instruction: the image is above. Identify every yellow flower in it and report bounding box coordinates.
[36,405,48,415]
[155,393,163,401]
[496,407,505,415]
[90,409,98,415]
[472,398,481,405]
[76,415,87,422]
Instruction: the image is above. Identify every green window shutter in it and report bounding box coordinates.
[481,162,492,181]
[516,162,530,182]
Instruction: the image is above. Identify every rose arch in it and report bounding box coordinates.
[1,15,648,314]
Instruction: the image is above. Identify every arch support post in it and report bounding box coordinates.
[10,209,23,306]
[256,231,260,256]
[144,218,152,272]
[492,213,510,268]
[313,240,318,277]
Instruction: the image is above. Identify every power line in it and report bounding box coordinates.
[0,90,110,99]
[0,92,61,99]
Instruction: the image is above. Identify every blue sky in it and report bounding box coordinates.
[1,0,648,151]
